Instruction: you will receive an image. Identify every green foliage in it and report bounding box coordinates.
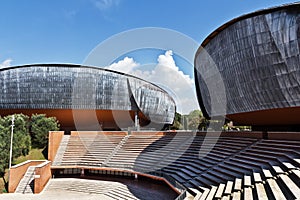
[0,113,60,180]
[186,110,201,130]
[0,114,31,177]
[186,110,209,130]
[171,110,209,130]
[0,117,8,177]
[223,120,251,131]
[30,114,60,148]
[13,114,31,157]
[14,148,45,165]
[170,112,183,130]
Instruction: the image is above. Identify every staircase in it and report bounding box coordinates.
[105,185,139,200]
[52,135,70,166]
[102,135,130,167]
[15,166,35,194]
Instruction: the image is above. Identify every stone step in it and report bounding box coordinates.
[15,166,35,194]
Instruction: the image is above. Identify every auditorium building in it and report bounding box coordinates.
[3,3,300,200]
[0,64,176,131]
[194,2,300,131]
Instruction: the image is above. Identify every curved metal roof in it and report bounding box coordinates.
[1,63,168,93]
[0,63,176,125]
[194,2,300,127]
[196,2,300,54]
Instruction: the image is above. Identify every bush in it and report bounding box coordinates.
[0,113,60,178]
[0,114,31,178]
[30,114,60,148]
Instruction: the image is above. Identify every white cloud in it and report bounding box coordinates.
[132,50,199,114]
[105,51,199,114]
[0,59,12,68]
[94,0,121,11]
[106,57,139,74]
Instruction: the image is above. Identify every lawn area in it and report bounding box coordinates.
[13,148,45,165]
[0,148,45,194]
[0,170,8,194]
[0,179,4,194]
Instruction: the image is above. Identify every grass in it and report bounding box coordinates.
[0,180,3,194]
[0,148,45,194]
[0,170,8,194]
[13,148,45,165]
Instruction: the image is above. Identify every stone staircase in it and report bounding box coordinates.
[102,135,130,167]
[105,185,139,200]
[44,178,138,199]
[53,135,70,165]
[15,166,35,194]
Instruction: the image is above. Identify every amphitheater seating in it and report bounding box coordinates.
[52,132,300,199]
[43,178,140,200]
[191,153,300,199]
[55,133,125,167]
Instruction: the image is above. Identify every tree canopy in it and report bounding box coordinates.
[0,113,60,179]
[171,110,209,130]
[0,114,31,177]
[170,112,183,130]
[31,114,60,148]
[186,110,209,130]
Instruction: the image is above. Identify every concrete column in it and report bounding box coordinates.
[135,111,140,131]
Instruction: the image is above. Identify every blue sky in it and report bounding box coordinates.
[0,0,296,66]
[0,0,297,113]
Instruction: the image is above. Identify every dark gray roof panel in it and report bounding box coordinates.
[195,3,300,119]
[0,64,176,124]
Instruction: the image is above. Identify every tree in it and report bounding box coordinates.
[30,114,60,148]
[170,112,183,130]
[170,110,210,130]
[12,114,31,157]
[0,114,31,187]
[0,114,31,161]
[187,110,209,131]
[0,116,8,177]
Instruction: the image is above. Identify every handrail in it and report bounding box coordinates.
[20,167,35,194]
[11,160,45,168]
[36,160,51,168]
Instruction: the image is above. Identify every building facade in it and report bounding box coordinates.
[194,2,300,130]
[0,64,176,130]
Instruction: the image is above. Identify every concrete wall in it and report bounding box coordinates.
[8,160,45,193]
[48,131,64,162]
[51,166,181,195]
[130,130,299,140]
[131,131,165,136]
[199,131,264,139]
[131,131,264,138]
[71,131,127,136]
[267,132,300,140]
[34,161,51,193]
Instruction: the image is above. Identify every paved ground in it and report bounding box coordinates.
[0,178,178,200]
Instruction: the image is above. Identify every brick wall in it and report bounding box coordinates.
[71,131,127,136]
[48,131,64,162]
[34,161,51,193]
[8,160,45,193]
[267,132,300,140]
